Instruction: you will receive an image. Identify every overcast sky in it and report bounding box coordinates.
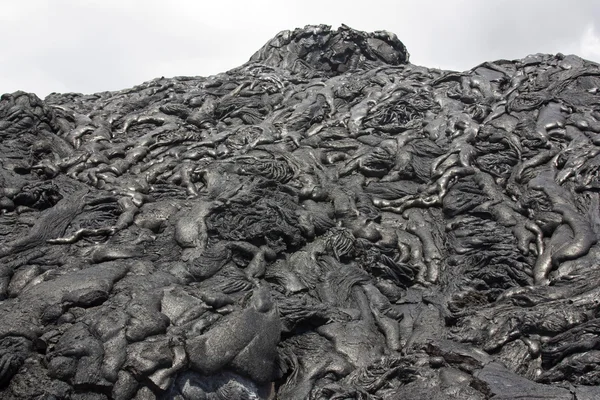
[2,0,600,98]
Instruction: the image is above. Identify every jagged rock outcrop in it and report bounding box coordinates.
[1,24,600,399]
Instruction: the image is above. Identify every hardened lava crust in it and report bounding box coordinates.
[1,24,600,399]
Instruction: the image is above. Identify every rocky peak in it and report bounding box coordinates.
[249,24,409,75]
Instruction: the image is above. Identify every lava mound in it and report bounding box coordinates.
[1,25,600,400]
[250,24,409,75]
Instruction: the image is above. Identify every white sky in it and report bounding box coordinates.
[1,0,600,98]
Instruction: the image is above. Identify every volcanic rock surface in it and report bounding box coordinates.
[1,24,600,399]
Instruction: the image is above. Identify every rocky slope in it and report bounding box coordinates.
[1,24,600,399]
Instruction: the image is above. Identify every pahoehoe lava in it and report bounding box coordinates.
[2,24,600,399]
